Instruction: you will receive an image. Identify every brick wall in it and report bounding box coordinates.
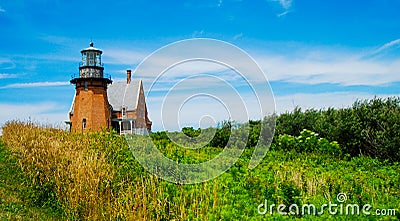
[70,80,110,132]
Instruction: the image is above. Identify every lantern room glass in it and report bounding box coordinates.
[81,51,102,67]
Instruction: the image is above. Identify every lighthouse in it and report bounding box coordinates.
[68,42,112,132]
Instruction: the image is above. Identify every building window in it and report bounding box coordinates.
[82,118,87,130]
[84,81,88,91]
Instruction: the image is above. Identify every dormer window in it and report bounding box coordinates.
[122,106,127,119]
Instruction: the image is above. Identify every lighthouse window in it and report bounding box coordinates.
[82,118,87,130]
[82,52,87,65]
[88,52,95,66]
[96,53,101,66]
[84,81,88,91]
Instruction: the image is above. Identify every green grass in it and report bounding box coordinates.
[0,139,62,220]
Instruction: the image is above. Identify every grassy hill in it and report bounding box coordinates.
[0,97,399,220]
[0,120,399,220]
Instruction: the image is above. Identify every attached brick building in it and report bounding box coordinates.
[67,43,152,134]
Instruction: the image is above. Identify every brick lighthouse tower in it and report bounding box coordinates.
[69,42,112,132]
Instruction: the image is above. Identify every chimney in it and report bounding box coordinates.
[126,69,132,84]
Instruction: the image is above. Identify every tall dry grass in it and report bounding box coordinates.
[2,121,115,219]
[1,121,214,220]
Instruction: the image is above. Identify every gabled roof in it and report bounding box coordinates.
[68,79,142,119]
[107,80,141,111]
[68,93,75,116]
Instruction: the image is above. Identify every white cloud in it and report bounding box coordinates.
[275,92,399,113]
[0,58,16,69]
[0,102,69,135]
[0,81,69,89]
[133,40,400,86]
[146,77,275,131]
[277,10,290,17]
[132,40,276,89]
[38,35,73,45]
[160,41,392,86]
[192,30,205,38]
[22,54,78,63]
[368,38,400,57]
[122,39,400,130]
[269,0,293,17]
[278,0,292,9]
[147,90,399,131]
[0,73,17,79]
[256,53,400,86]
[101,40,400,89]
[233,33,243,40]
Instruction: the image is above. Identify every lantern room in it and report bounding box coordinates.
[78,42,105,79]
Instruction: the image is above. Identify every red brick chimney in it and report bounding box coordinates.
[127,70,131,84]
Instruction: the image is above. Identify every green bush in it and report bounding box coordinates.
[273,129,341,156]
[274,97,400,162]
[209,120,232,148]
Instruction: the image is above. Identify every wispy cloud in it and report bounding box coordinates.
[0,81,69,89]
[0,6,5,13]
[183,40,392,86]
[277,10,290,17]
[192,30,205,38]
[269,0,293,17]
[367,38,400,58]
[105,40,400,87]
[275,92,399,113]
[0,73,18,79]
[184,1,225,9]
[0,102,68,128]
[233,33,243,40]
[278,0,292,9]
[133,40,400,86]
[38,35,74,45]
[256,52,400,86]
[0,58,16,69]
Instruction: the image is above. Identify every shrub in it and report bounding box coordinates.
[273,129,341,155]
[273,97,400,161]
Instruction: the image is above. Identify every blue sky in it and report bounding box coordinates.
[0,0,399,131]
